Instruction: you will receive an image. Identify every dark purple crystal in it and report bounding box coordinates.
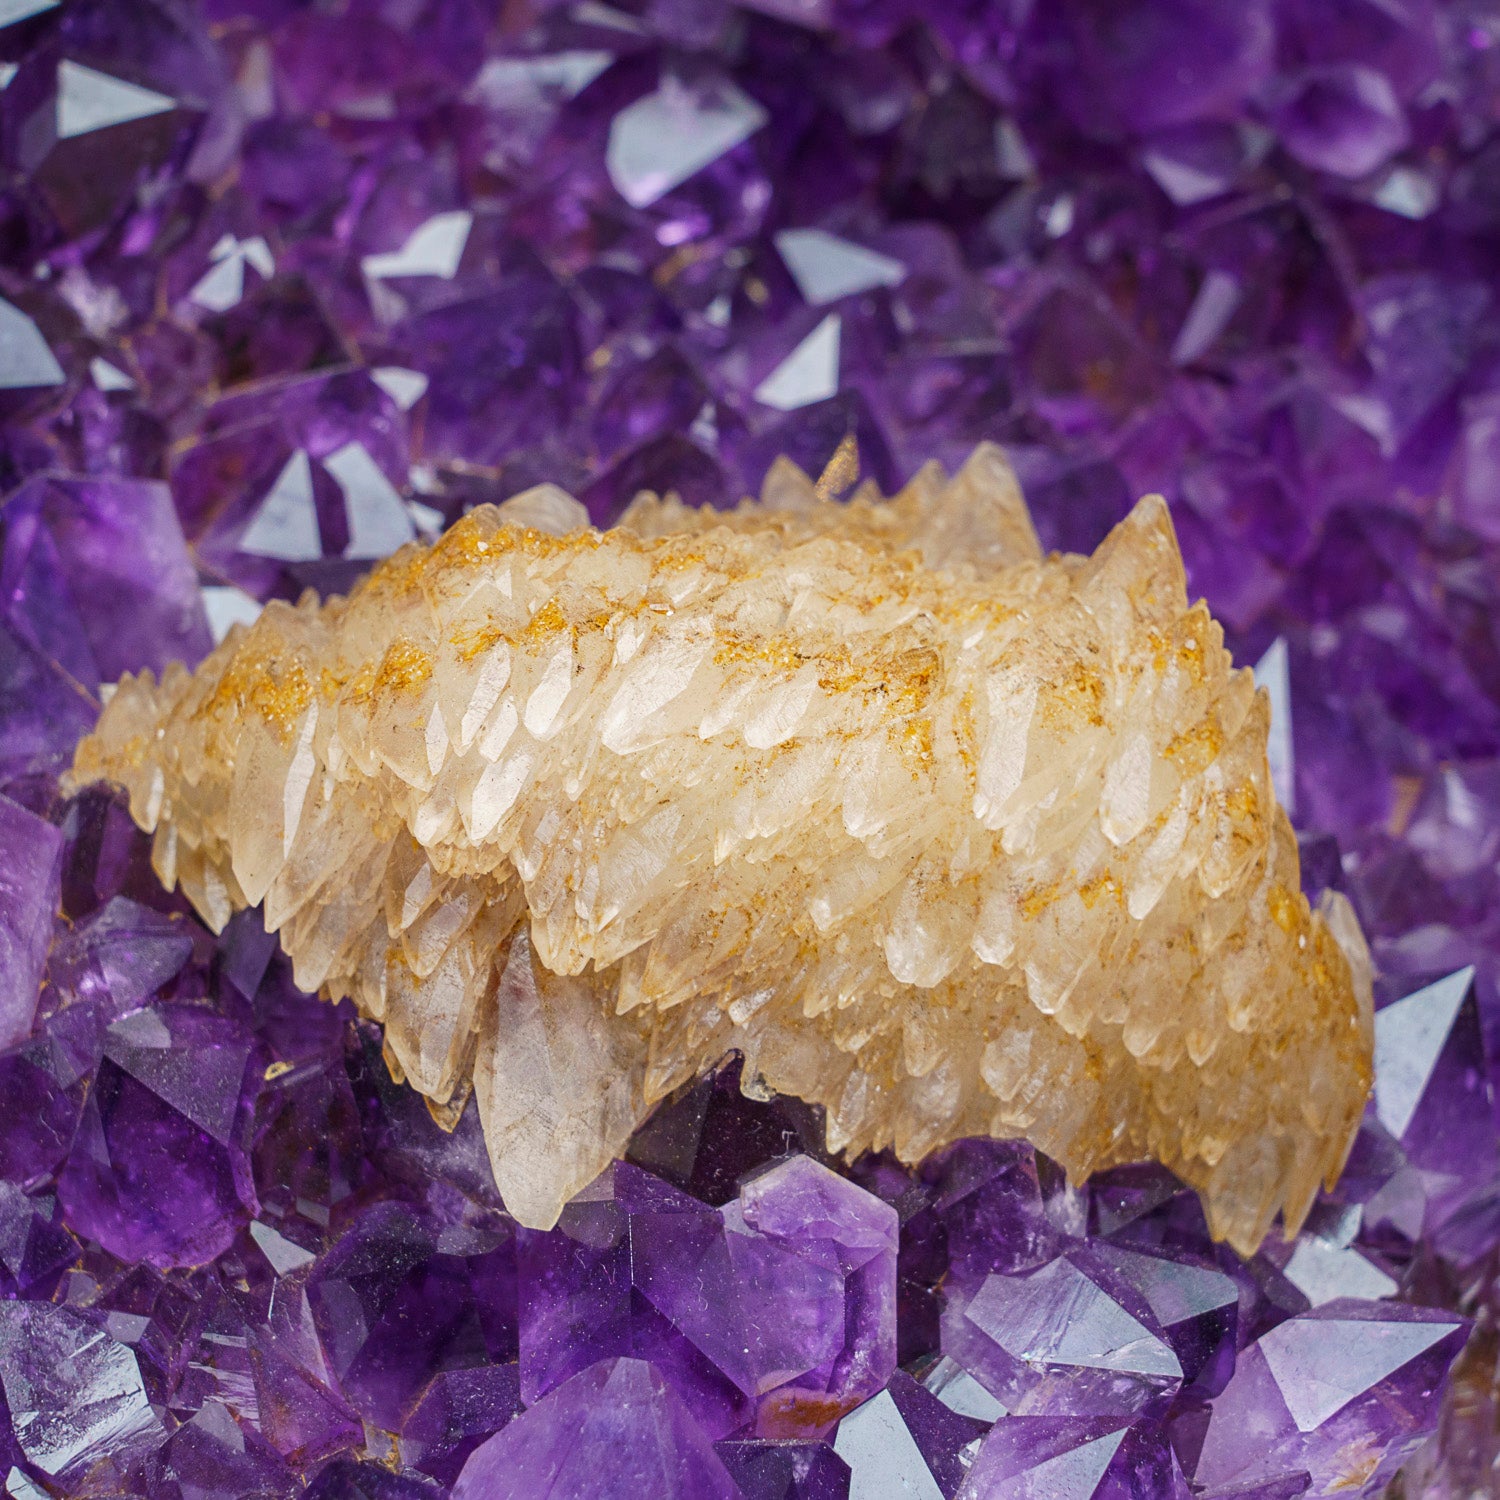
[0,0,1492,1494]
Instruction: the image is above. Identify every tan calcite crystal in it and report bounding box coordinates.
[67,443,1373,1254]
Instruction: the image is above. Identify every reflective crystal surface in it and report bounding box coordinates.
[0,0,1494,1495]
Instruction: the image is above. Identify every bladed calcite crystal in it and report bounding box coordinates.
[67,444,1372,1254]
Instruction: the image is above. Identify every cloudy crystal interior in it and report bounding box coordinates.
[0,0,1496,1497]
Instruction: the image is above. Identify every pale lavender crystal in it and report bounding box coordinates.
[452,1357,743,1500]
[1082,1245,1239,1397]
[1190,1299,1469,1495]
[941,1253,1183,1418]
[832,1369,989,1499]
[0,795,63,1050]
[727,1156,898,1433]
[0,1300,164,1481]
[0,299,65,391]
[956,1416,1191,1500]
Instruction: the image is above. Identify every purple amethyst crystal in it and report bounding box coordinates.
[56,1005,260,1269]
[519,1154,896,1441]
[0,1299,165,1482]
[1271,65,1410,180]
[716,1438,851,1500]
[0,794,63,1049]
[452,1357,743,1500]
[1190,1300,1470,1495]
[957,1415,1191,1500]
[306,1198,516,1431]
[399,1364,523,1486]
[941,1251,1184,1418]
[0,0,1491,1493]
[1,475,211,686]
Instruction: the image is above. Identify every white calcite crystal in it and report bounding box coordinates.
[68,444,1373,1254]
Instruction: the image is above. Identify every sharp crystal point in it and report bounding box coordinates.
[0,0,58,25]
[1252,637,1294,815]
[55,60,175,140]
[239,449,322,562]
[1372,966,1475,1142]
[606,76,768,208]
[755,314,842,410]
[0,298,65,389]
[775,228,907,307]
[832,1388,945,1500]
[361,211,474,282]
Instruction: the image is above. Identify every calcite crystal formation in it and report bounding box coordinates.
[68,445,1372,1254]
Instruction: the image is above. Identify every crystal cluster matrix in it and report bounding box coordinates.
[69,444,1372,1254]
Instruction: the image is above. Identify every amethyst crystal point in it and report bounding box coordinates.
[249,1329,363,1469]
[942,1253,1183,1418]
[925,1139,1060,1283]
[1083,1245,1239,1397]
[728,1156,898,1434]
[0,1300,164,1481]
[0,475,211,686]
[14,54,198,239]
[56,1004,260,1269]
[716,1438,851,1500]
[517,1160,750,1438]
[151,1397,296,1500]
[831,1367,994,1500]
[1271,65,1410,180]
[0,1182,77,1298]
[306,1199,514,1432]
[58,786,164,921]
[519,1155,896,1440]
[451,1357,743,1500]
[0,299,66,392]
[399,1364,523,1486]
[955,1415,1191,1500]
[885,1369,991,1495]
[1191,1299,1469,1495]
[1371,965,1498,1239]
[624,1053,829,1208]
[0,793,62,1050]
[48,898,194,1015]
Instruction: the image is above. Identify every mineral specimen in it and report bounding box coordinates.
[67,444,1372,1254]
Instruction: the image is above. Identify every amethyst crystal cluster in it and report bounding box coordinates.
[0,0,1496,1495]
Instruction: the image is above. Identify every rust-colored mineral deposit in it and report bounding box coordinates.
[68,444,1373,1253]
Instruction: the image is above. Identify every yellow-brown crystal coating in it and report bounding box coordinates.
[68,444,1373,1254]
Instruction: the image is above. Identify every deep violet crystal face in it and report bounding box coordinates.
[0,0,1496,1498]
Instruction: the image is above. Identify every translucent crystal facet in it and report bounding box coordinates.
[68,446,1373,1254]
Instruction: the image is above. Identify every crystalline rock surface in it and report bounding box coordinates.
[68,444,1373,1254]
